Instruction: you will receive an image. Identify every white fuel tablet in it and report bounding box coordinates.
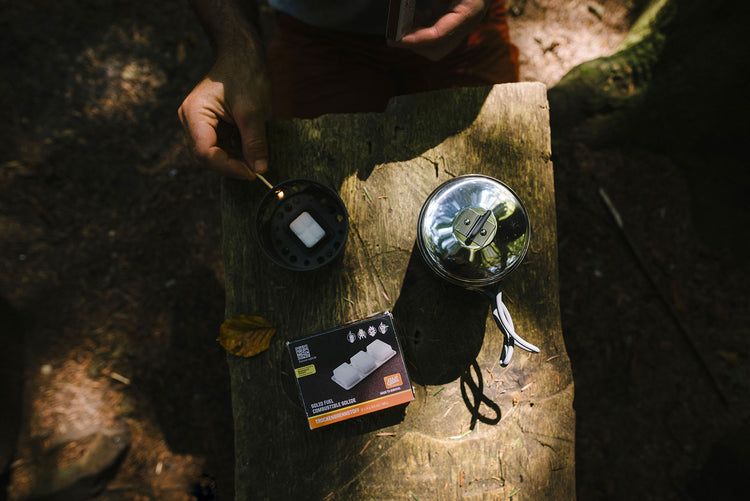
[367,339,396,363]
[289,211,326,248]
[332,363,360,389]
[350,351,377,374]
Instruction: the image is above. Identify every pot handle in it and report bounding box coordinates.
[488,289,540,366]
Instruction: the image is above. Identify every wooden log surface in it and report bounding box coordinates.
[221,82,574,500]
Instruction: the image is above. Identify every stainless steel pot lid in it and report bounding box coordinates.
[417,174,531,288]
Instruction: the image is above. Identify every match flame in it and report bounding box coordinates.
[276,190,285,199]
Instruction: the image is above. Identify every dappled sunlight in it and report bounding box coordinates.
[8,357,118,499]
[1,1,651,499]
[72,26,167,121]
[30,357,119,436]
[8,314,212,500]
[508,0,633,85]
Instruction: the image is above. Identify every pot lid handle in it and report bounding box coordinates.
[464,209,493,246]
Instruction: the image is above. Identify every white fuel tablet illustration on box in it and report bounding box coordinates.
[331,339,397,390]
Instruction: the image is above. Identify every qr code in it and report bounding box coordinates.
[295,344,311,361]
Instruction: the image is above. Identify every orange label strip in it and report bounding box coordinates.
[308,390,414,429]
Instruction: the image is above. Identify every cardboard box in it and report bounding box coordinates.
[287,311,414,429]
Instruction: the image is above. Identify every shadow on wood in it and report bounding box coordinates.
[263,86,491,191]
[392,243,487,385]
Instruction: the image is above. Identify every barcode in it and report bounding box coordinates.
[295,344,311,361]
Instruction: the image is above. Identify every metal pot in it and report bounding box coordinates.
[417,174,539,365]
[255,178,349,271]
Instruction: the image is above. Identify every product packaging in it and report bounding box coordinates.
[287,311,414,429]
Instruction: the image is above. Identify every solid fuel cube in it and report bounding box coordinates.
[332,363,360,389]
[350,351,377,374]
[289,211,326,248]
[367,339,396,363]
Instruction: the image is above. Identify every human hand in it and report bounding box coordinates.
[178,46,270,180]
[392,0,490,61]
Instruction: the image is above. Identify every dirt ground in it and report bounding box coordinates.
[1,1,748,500]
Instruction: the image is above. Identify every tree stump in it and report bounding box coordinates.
[222,82,574,500]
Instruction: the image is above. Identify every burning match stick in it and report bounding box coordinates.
[254,172,274,190]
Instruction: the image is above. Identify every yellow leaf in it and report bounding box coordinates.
[218,315,276,357]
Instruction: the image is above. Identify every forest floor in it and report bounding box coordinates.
[2,1,748,500]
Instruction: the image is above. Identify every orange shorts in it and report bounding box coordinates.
[267,1,519,119]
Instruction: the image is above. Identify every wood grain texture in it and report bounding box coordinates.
[221,82,574,500]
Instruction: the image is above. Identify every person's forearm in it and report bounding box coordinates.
[189,0,261,53]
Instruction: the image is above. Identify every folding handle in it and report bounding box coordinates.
[491,290,540,366]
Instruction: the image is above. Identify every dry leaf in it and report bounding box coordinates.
[176,42,186,63]
[716,350,739,367]
[218,315,276,357]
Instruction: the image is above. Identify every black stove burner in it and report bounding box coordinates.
[255,179,349,271]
